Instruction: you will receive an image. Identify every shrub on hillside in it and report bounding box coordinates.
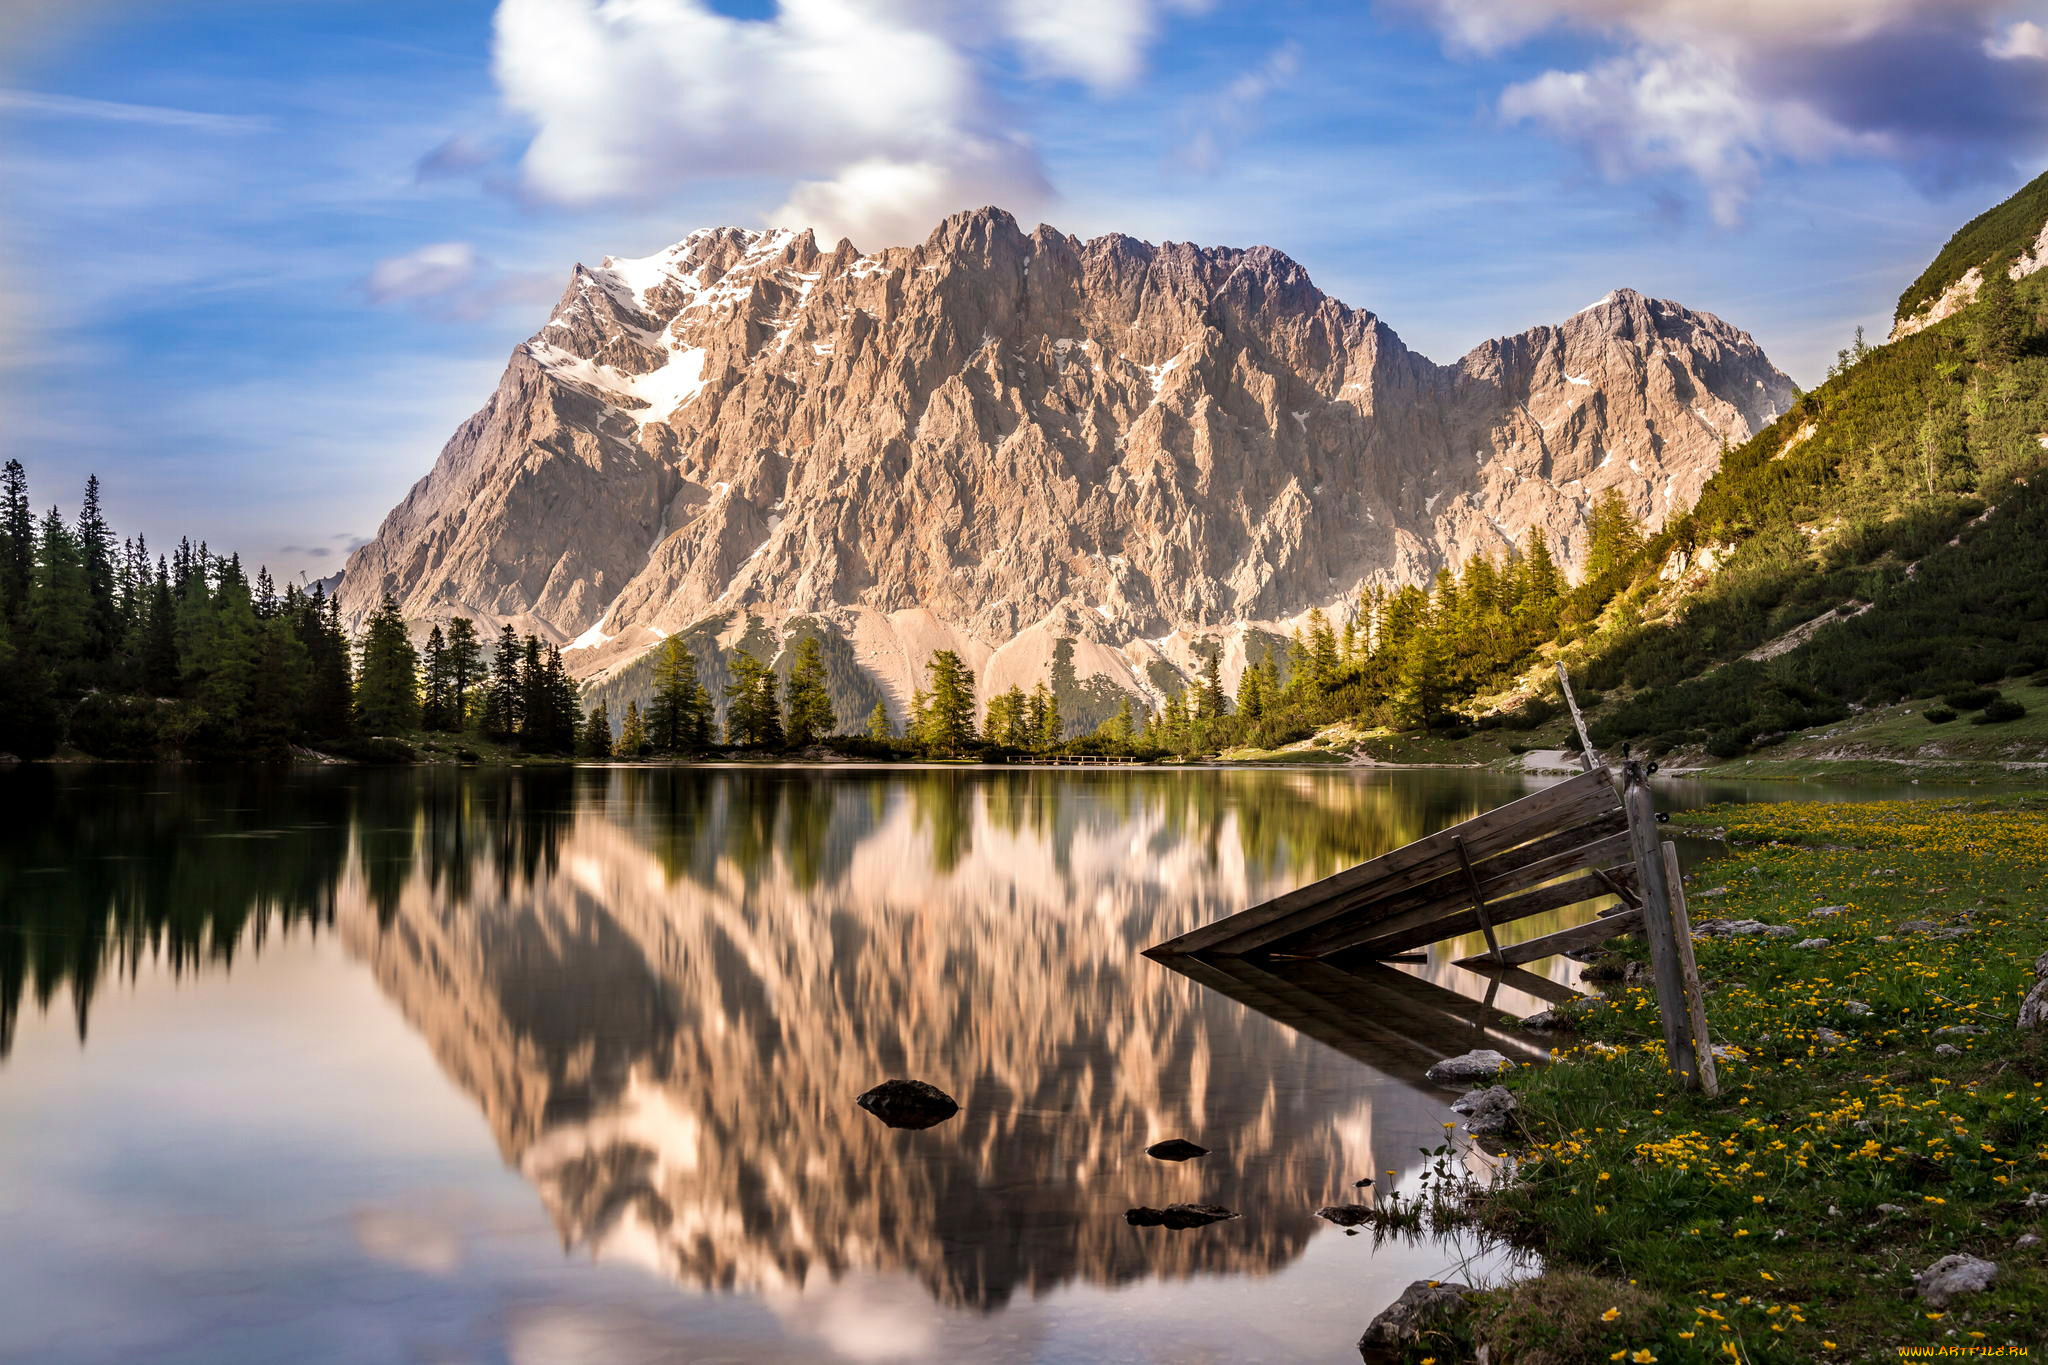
[1941,686,2000,711]
[1972,699,2027,724]
[1924,707,1958,724]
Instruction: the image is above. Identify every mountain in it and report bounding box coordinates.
[336,208,1793,717]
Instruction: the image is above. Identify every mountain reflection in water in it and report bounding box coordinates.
[1,765,1564,1336]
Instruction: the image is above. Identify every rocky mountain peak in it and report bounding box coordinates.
[336,209,1795,718]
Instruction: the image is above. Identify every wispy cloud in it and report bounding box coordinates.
[0,88,269,133]
[1397,0,2048,222]
[1172,43,1300,177]
[362,240,557,320]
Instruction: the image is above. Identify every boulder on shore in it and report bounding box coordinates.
[1316,1204,1376,1227]
[1449,1084,1519,1136]
[1358,1280,1473,1358]
[855,1079,959,1129]
[1425,1049,1511,1084]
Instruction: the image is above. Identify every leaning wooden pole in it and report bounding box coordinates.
[1621,759,1705,1088]
[1661,838,1720,1096]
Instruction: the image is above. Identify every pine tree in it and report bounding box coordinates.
[1392,618,1454,730]
[579,700,614,757]
[867,700,894,742]
[517,641,580,753]
[0,460,32,625]
[353,595,420,734]
[1235,653,1268,719]
[918,650,977,754]
[244,612,310,753]
[615,699,649,756]
[139,561,180,697]
[646,635,713,753]
[443,618,483,730]
[1584,488,1643,583]
[75,475,119,669]
[1032,680,1061,749]
[1194,648,1227,721]
[724,648,784,747]
[480,625,523,740]
[781,636,835,746]
[420,625,453,730]
[29,507,91,679]
[294,587,354,737]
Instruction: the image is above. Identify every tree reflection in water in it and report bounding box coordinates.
[1,765,1554,1312]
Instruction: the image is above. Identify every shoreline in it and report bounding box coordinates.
[1408,794,2048,1361]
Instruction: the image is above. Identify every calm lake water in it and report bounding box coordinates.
[0,764,1949,1364]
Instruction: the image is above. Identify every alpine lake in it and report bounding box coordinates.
[0,763,1966,1364]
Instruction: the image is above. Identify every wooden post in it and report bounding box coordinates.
[1661,839,1719,1097]
[1451,835,1504,963]
[1556,663,1600,774]
[1620,759,1704,1088]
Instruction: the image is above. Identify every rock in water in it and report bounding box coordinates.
[1357,1280,1473,1357]
[855,1079,959,1129]
[1145,1138,1208,1161]
[1914,1254,1998,1307]
[1425,1049,1511,1084]
[1449,1084,1519,1136]
[1124,1203,1238,1229]
[1316,1204,1376,1227]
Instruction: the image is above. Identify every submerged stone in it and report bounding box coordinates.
[855,1079,959,1129]
[1124,1203,1238,1229]
[1316,1204,1376,1227]
[1145,1138,1209,1161]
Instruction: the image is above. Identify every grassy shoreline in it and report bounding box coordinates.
[1428,796,2048,1362]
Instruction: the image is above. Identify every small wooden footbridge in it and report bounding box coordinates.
[1148,672,1720,1093]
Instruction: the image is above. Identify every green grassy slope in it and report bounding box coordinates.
[1898,166,2048,320]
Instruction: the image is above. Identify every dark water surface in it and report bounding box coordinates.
[0,765,1948,1364]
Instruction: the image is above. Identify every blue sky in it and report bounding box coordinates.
[2,0,2044,581]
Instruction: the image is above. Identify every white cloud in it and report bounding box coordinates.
[363,241,557,319]
[1399,0,2048,219]
[365,241,480,303]
[1989,19,2048,60]
[487,0,1194,248]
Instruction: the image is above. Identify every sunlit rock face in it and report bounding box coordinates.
[331,769,1532,1308]
[335,208,1794,706]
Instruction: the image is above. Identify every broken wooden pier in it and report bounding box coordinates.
[1148,753,1719,1093]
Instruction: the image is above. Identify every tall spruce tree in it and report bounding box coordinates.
[781,636,835,746]
[480,625,523,740]
[0,460,31,624]
[615,698,649,757]
[724,648,784,747]
[443,618,483,730]
[420,625,453,730]
[918,651,977,754]
[75,476,119,669]
[30,507,91,681]
[353,595,420,734]
[867,700,893,742]
[579,700,614,757]
[646,635,713,753]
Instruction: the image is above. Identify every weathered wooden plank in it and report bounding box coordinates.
[1453,905,1644,967]
[1458,961,1585,1007]
[1662,839,1719,1098]
[1277,828,1636,958]
[1146,767,1619,956]
[1345,868,1635,958]
[1623,765,1703,1088]
[1256,811,1629,957]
